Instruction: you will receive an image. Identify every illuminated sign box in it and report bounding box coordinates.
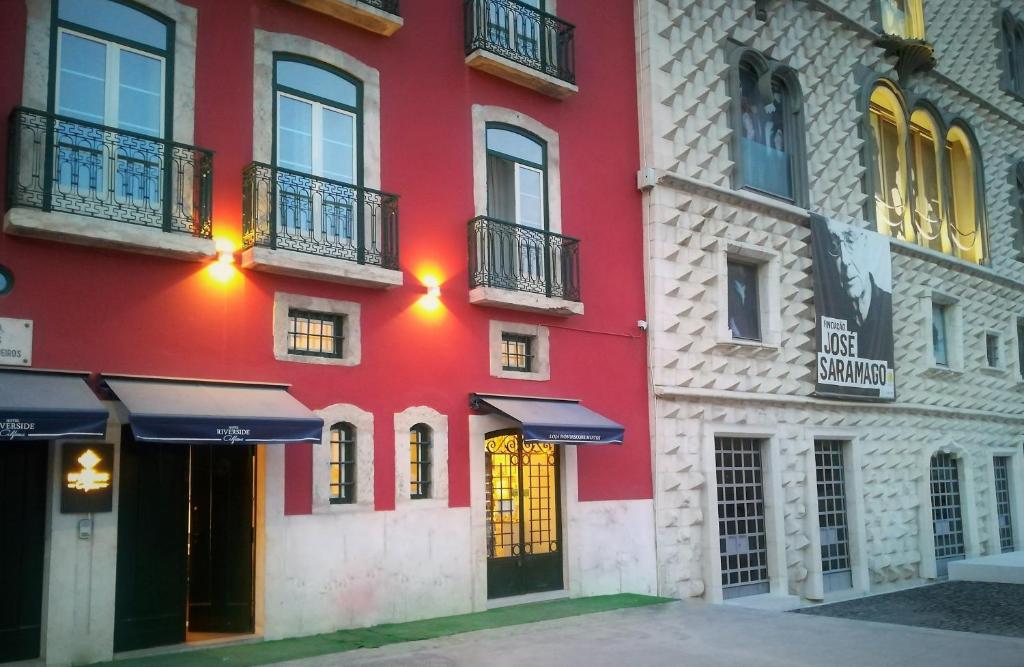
[61,442,114,513]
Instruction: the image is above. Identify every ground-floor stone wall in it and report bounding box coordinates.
[653,392,1024,603]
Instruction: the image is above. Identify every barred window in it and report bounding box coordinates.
[410,423,432,499]
[288,309,343,357]
[330,422,356,504]
[986,333,1002,369]
[501,333,534,372]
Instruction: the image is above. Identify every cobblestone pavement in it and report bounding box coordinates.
[793,581,1024,638]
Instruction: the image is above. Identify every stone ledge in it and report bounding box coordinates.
[470,286,583,317]
[284,0,403,36]
[465,50,578,99]
[4,207,216,261]
[242,246,403,288]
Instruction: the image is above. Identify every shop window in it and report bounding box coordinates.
[410,423,432,499]
[288,309,343,358]
[879,0,926,40]
[932,301,950,367]
[329,422,356,504]
[731,49,808,206]
[727,259,761,342]
[501,333,534,372]
[1002,11,1024,98]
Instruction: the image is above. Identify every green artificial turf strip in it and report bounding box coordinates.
[100,593,673,667]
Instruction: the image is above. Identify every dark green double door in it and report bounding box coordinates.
[114,428,255,652]
[0,443,47,663]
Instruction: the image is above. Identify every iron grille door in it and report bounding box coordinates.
[485,430,562,599]
[716,437,770,598]
[814,440,853,592]
[930,452,966,577]
[994,457,1014,552]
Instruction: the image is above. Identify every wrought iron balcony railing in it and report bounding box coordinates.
[464,0,576,85]
[6,107,213,237]
[468,215,580,301]
[359,0,399,16]
[242,162,399,270]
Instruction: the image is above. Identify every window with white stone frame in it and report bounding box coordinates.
[715,242,781,348]
[983,331,1004,371]
[312,403,374,512]
[927,295,962,371]
[489,320,550,381]
[273,292,360,366]
[394,407,448,508]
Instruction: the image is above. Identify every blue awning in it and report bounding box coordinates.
[105,376,323,445]
[0,370,108,441]
[470,394,624,445]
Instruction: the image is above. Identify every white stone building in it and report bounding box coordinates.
[635,0,1024,603]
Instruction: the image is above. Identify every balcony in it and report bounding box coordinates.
[284,0,403,36]
[464,0,577,99]
[241,162,402,288]
[468,216,582,316]
[4,107,215,261]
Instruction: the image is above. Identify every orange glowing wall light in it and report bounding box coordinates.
[415,269,445,316]
[207,237,239,284]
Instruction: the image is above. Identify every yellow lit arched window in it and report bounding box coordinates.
[945,126,985,264]
[880,0,926,40]
[909,108,945,254]
[868,83,911,241]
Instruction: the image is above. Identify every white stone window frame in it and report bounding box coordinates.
[489,320,550,381]
[801,432,870,601]
[394,407,449,509]
[714,240,782,350]
[312,403,374,513]
[273,292,361,366]
[700,426,787,604]
[980,328,1007,375]
[916,443,981,580]
[924,293,963,373]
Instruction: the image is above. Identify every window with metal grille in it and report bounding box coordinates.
[726,259,761,341]
[815,440,853,592]
[932,302,949,366]
[410,423,432,499]
[986,333,1001,369]
[715,437,769,598]
[994,457,1015,553]
[329,422,356,504]
[288,309,343,358]
[930,452,965,577]
[501,333,534,372]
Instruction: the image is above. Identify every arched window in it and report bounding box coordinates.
[1002,11,1024,97]
[945,125,984,264]
[329,422,356,504]
[868,82,910,240]
[879,0,925,40]
[731,50,807,206]
[485,124,546,230]
[909,108,944,253]
[410,423,432,499]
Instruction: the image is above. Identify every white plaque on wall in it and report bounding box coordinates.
[0,318,32,366]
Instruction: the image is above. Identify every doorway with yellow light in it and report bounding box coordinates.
[485,429,563,599]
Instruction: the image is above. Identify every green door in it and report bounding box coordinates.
[114,428,189,652]
[485,430,563,599]
[187,445,255,634]
[0,442,47,663]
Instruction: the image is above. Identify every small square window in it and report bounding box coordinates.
[727,260,761,341]
[932,302,949,366]
[288,309,343,358]
[501,333,534,372]
[986,333,1002,369]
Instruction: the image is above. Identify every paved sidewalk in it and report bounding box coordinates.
[270,598,1024,667]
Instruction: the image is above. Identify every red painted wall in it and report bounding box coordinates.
[0,0,651,511]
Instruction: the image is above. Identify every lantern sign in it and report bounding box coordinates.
[61,443,114,513]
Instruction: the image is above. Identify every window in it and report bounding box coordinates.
[932,302,949,366]
[945,126,985,264]
[287,309,343,358]
[727,259,761,341]
[869,82,911,241]
[731,51,807,205]
[501,333,534,372]
[1002,11,1024,98]
[1017,319,1024,377]
[879,0,925,39]
[486,125,546,230]
[274,56,362,243]
[410,424,432,499]
[986,333,1002,369]
[1014,161,1024,258]
[329,422,356,504]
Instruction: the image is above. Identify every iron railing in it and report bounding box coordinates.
[359,0,399,15]
[242,162,399,270]
[464,0,576,85]
[468,215,580,301]
[6,107,212,237]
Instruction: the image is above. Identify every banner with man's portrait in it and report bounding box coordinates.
[811,215,896,401]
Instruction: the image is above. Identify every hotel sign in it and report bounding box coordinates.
[0,317,32,366]
[61,443,114,513]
